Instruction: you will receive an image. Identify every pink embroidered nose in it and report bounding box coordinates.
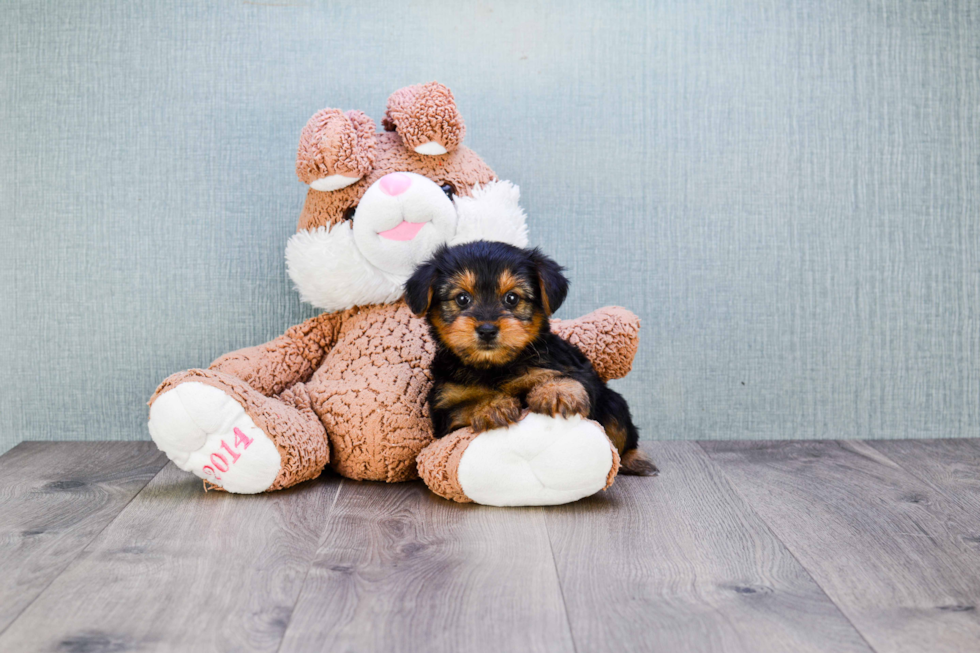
[378,173,412,196]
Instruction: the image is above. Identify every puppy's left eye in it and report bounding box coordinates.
[503,292,520,307]
[440,183,456,199]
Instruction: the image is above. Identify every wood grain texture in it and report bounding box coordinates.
[277,480,575,653]
[6,441,980,652]
[702,440,980,653]
[866,439,980,519]
[0,441,168,635]
[543,442,872,653]
[0,463,339,653]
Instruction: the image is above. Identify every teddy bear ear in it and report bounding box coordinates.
[296,109,377,191]
[381,82,465,156]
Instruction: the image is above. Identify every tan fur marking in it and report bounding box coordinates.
[437,313,538,368]
[433,382,496,410]
[437,314,480,354]
[539,276,553,316]
[466,346,522,367]
[527,378,591,419]
[496,315,539,354]
[620,447,659,476]
[500,367,562,395]
[603,417,628,453]
[451,269,478,296]
[498,270,533,297]
[448,393,522,433]
[430,309,449,331]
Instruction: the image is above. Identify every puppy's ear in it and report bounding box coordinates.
[405,262,438,316]
[529,248,569,316]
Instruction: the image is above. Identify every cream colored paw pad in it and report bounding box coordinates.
[148,382,281,494]
[457,413,614,507]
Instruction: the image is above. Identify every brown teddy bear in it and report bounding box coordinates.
[148,82,641,506]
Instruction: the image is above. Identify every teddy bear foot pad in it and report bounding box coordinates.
[457,414,615,507]
[148,382,282,493]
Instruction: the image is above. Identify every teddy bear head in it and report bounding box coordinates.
[286,82,528,313]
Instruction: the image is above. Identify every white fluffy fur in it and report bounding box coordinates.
[285,223,405,312]
[286,179,530,312]
[451,180,529,248]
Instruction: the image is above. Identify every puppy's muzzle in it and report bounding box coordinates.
[476,323,499,343]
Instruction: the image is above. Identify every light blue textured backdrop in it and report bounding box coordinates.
[1,1,978,454]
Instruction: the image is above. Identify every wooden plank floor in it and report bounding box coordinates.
[0,440,978,652]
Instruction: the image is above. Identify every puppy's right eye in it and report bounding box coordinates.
[454,293,472,308]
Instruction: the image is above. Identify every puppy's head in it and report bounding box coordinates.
[405,241,569,367]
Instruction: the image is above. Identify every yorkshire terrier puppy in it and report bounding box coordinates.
[405,240,657,476]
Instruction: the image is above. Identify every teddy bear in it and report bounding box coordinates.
[147,82,641,506]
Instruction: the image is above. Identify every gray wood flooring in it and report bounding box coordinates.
[0,440,977,653]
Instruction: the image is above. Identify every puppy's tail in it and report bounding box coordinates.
[620,447,659,477]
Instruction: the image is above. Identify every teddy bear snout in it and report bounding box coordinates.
[378,173,412,197]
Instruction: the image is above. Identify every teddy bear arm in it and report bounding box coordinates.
[208,310,345,397]
[550,306,641,382]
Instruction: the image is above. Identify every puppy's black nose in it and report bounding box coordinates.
[476,323,499,342]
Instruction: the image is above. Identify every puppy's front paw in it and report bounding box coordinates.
[470,395,523,433]
[527,379,591,419]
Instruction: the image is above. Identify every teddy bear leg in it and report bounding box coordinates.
[416,413,621,507]
[148,370,329,493]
